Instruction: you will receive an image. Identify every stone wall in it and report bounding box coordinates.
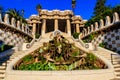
[92,28,120,53]
[81,12,120,53]
[0,28,26,48]
[0,13,33,50]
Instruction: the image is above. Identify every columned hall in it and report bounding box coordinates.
[28,10,85,38]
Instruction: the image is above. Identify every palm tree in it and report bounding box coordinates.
[0,5,5,17]
[36,4,42,13]
[7,8,20,19]
[7,8,27,23]
[0,5,3,13]
[72,0,76,14]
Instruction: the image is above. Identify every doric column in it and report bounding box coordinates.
[54,19,58,31]
[41,19,46,36]
[67,19,71,36]
[76,23,80,33]
[32,22,36,38]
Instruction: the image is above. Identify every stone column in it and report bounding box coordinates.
[32,22,36,38]
[54,19,58,31]
[41,19,46,36]
[67,19,71,36]
[76,23,80,33]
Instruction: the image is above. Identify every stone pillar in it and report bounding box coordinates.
[67,19,71,36]
[4,14,9,24]
[0,13,2,22]
[41,19,46,36]
[17,21,20,30]
[54,19,58,31]
[32,23,36,38]
[76,23,80,33]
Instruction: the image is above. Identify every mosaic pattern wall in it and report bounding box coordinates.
[0,28,26,48]
[92,28,120,53]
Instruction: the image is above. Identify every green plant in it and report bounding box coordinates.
[72,32,80,39]
[22,55,34,63]
[99,42,107,48]
[86,53,97,61]
[18,62,56,70]
[24,36,32,43]
[82,32,99,43]
[0,44,13,53]
[35,33,40,39]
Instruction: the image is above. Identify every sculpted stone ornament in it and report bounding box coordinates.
[37,32,88,65]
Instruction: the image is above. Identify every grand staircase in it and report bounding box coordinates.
[0,36,120,80]
[112,54,120,80]
[0,50,26,80]
[92,48,120,80]
[0,39,44,80]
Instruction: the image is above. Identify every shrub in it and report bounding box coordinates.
[99,42,107,48]
[73,33,80,39]
[0,44,13,53]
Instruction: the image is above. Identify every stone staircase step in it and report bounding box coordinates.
[113,61,120,64]
[113,63,120,65]
[0,77,4,80]
[0,74,5,79]
[114,64,120,68]
[113,59,120,61]
[112,78,120,80]
[115,69,120,72]
[115,77,120,80]
[0,63,6,66]
[0,70,5,74]
[112,57,120,59]
[7,60,11,63]
[0,66,5,70]
[116,73,120,77]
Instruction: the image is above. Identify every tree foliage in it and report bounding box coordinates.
[93,0,107,16]
[36,4,42,13]
[112,5,120,16]
[36,4,42,10]
[6,8,27,23]
[85,0,120,27]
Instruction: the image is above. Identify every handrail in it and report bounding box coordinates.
[71,36,79,42]
[30,38,35,46]
[81,12,120,39]
[111,53,120,64]
[82,21,120,39]
[26,38,35,49]
[0,22,33,38]
[78,38,85,48]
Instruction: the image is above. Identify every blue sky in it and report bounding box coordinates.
[0,0,120,20]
